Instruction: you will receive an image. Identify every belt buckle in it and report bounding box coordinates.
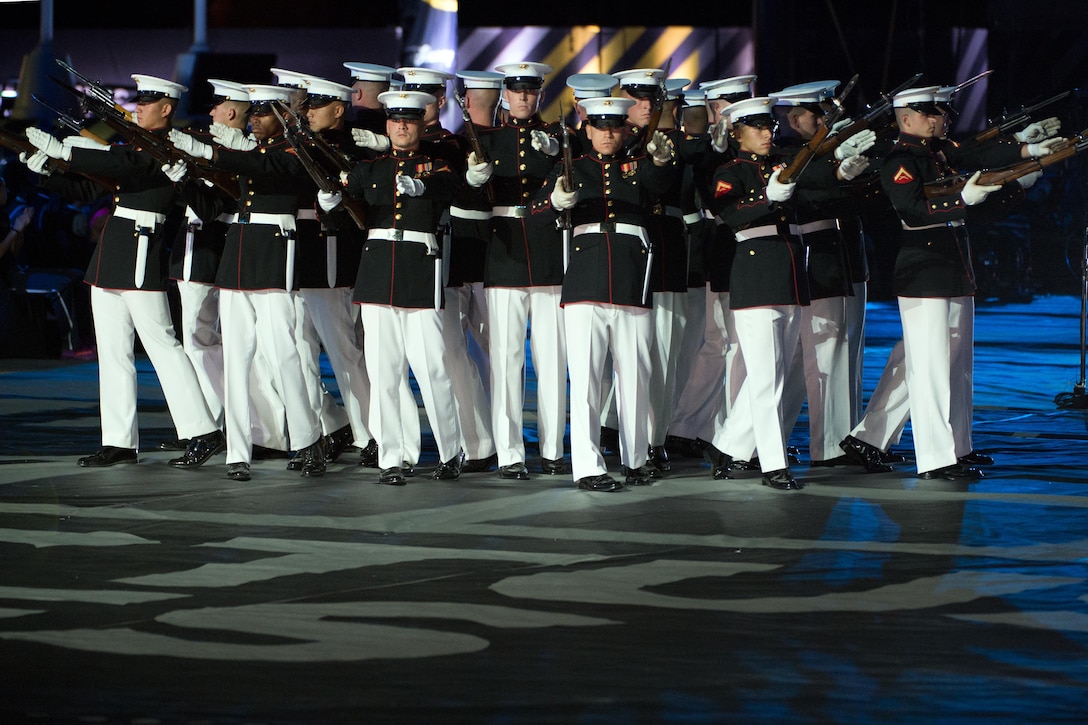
[600,221,616,234]
[391,229,404,242]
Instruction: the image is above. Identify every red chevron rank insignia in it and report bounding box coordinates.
[714,180,733,197]
[893,166,914,184]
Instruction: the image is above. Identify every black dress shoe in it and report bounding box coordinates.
[357,439,379,468]
[839,435,894,474]
[324,425,354,463]
[499,463,530,480]
[809,455,851,468]
[879,449,908,464]
[959,450,994,466]
[762,469,804,490]
[541,457,569,475]
[169,430,225,468]
[401,463,416,477]
[664,435,707,459]
[577,474,624,492]
[431,453,463,480]
[157,438,189,452]
[461,453,497,473]
[919,463,983,481]
[226,462,251,481]
[622,465,655,486]
[300,441,326,477]
[286,453,304,471]
[702,443,735,480]
[648,445,671,472]
[378,467,406,486]
[78,446,138,467]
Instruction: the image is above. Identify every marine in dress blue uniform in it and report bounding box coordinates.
[28,75,224,469]
[532,96,679,491]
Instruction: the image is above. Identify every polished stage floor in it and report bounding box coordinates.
[1,296,1086,724]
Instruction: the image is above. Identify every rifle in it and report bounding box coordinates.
[815,72,922,157]
[923,126,1088,198]
[453,90,495,204]
[0,128,113,192]
[778,74,858,184]
[558,101,574,271]
[274,101,356,174]
[635,58,672,155]
[53,77,241,200]
[55,59,133,122]
[32,94,110,146]
[270,102,367,230]
[972,91,1071,144]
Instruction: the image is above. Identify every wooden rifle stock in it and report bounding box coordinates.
[777,123,833,184]
[0,128,114,191]
[924,127,1088,199]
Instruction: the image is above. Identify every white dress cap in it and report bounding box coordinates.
[612,68,666,96]
[396,67,455,89]
[699,75,757,99]
[566,73,618,100]
[208,79,249,103]
[378,89,438,117]
[494,62,554,88]
[343,62,396,82]
[270,68,309,88]
[247,84,293,105]
[302,76,353,103]
[131,74,187,99]
[725,96,775,126]
[456,71,505,90]
[771,80,839,106]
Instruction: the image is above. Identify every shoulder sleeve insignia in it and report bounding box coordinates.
[714,180,733,197]
[893,166,915,184]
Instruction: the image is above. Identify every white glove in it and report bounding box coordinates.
[168,129,214,160]
[834,128,877,160]
[1017,170,1043,189]
[352,128,391,152]
[530,129,559,156]
[764,168,796,203]
[647,130,675,164]
[830,118,853,134]
[1026,137,1064,157]
[961,170,1002,206]
[710,119,730,153]
[63,135,108,151]
[210,122,257,151]
[161,160,188,183]
[1014,117,1061,143]
[466,151,493,187]
[317,190,343,211]
[550,176,579,211]
[27,128,71,160]
[20,151,52,176]
[838,155,870,181]
[395,175,425,197]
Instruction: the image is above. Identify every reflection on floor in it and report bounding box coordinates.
[1,296,1086,724]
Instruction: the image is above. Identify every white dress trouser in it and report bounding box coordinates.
[297,289,373,445]
[565,303,652,481]
[442,284,495,460]
[220,289,320,464]
[359,304,462,470]
[487,286,567,465]
[728,305,802,473]
[670,285,708,413]
[898,295,974,473]
[176,280,289,450]
[851,339,909,451]
[648,291,687,447]
[91,286,216,449]
[846,280,868,428]
[781,296,851,461]
[670,286,731,440]
[175,280,224,426]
